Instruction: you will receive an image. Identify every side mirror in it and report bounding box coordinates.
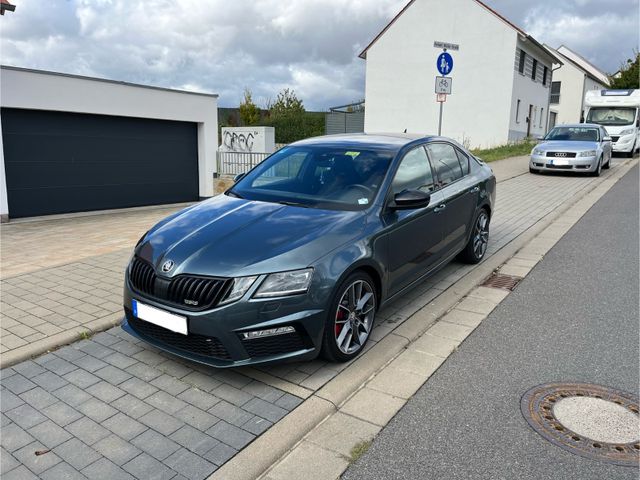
[391,190,431,210]
[536,136,545,142]
[603,136,612,142]
[234,173,246,183]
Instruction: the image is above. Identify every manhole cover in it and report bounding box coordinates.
[481,273,522,291]
[521,383,640,467]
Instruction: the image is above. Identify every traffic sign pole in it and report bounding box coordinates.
[434,48,455,136]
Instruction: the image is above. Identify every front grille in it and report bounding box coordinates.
[129,257,232,311]
[611,136,620,143]
[545,164,573,170]
[546,152,577,158]
[166,276,231,310]
[130,257,156,296]
[241,332,306,358]
[127,312,232,360]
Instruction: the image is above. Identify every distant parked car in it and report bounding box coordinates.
[529,124,612,176]
[122,134,496,367]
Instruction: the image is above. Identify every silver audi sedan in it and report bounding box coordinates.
[529,124,612,176]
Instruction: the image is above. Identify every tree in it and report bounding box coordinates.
[268,88,305,119]
[609,52,639,89]
[239,88,260,126]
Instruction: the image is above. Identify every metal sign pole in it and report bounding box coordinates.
[435,47,454,137]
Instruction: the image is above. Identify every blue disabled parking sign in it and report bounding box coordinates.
[437,52,453,75]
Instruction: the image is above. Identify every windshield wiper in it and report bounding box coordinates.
[277,200,311,208]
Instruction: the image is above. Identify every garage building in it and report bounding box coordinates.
[0,66,218,221]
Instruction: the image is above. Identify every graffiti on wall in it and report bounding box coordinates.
[222,131,255,152]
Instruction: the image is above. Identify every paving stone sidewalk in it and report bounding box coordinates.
[1,328,302,480]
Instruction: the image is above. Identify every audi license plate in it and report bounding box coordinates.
[132,299,187,335]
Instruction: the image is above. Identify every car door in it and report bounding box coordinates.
[383,145,446,296]
[426,143,478,255]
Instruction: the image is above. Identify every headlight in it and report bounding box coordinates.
[578,150,597,157]
[532,148,545,156]
[254,268,313,298]
[219,276,258,305]
[620,128,635,136]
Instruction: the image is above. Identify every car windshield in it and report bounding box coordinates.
[229,145,395,211]
[586,107,636,126]
[545,127,599,142]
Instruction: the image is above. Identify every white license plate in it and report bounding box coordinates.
[132,299,188,335]
[550,158,568,166]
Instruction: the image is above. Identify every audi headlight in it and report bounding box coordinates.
[579,150,597,157]
[219,276,258,305]
[620,128,635,136]
[254,268,313,298]
[532,148,545,156]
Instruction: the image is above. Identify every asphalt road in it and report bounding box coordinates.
[343,165,639,480]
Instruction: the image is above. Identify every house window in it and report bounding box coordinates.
[518,50,526,74]
[531,59,537,81]
[516,99,521,123]
[550,82,561,104]
[542,66,548,86]
[540,108,544,127]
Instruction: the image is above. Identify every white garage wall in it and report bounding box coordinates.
[0,66,218,219]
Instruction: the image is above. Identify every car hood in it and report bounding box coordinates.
[537,141,598,152]
[136,194,366,278]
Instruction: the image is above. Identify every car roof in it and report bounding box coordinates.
[291,133,438,150]
[553,123,601,129]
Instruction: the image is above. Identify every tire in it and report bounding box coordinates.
[529,167,538,174]
[459,208,490,264]
[321,271,377,362]
[590,157,602,177]
[603,154,611,169]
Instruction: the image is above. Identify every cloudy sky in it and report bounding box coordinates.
[1,0,637,110]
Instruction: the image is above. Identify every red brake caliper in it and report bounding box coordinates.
[335,308,346,336]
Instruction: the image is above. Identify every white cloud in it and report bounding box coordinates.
[1,0,636,110]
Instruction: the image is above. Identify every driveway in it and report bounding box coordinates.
[2,154,635,480]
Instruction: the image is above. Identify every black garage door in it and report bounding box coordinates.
[2,108,199,218]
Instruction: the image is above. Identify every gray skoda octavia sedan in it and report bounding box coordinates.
[122,134,496,367]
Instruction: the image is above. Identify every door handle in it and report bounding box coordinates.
[434,204,446,213]
[469,186,480,193]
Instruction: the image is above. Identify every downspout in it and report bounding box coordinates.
[546,64,562,134]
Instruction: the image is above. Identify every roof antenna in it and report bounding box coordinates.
[403,128,407,133]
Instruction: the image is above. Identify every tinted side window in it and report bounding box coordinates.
[456,149,470,175]
[392,146,435,194]
[426,143,463,187]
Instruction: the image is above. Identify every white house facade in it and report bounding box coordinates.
[546,45,610,128]
[360,0,560,148]
[0,66,218,221]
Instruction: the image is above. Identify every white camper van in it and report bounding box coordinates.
[584,89,639,157]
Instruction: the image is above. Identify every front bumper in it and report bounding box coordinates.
[122,277,327,368]
[611,134,636,153]
[529,154,598,173]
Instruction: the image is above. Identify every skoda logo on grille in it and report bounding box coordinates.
[161,260,175,273]
[555,152,568,157]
